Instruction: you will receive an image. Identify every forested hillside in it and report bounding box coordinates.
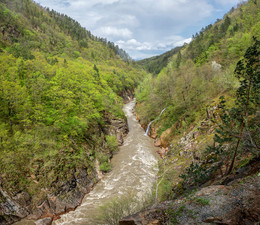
[0,0,259,224]
[137,46,182,75]
[0,0,146,223]
[135,0,259,203]
[136,0,259,136]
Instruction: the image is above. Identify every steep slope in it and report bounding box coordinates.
[132,0,259,223]
[137,46,182,75]
[0,0,147,224]
[121,166,260,224]
[136,0,259,143]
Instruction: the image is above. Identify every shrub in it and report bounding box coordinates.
[99,162,111,172]
[106,135,118,152]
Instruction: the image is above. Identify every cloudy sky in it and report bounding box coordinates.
[35,0,243,59]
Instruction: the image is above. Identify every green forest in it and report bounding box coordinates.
[0,0,146,218]
[0,0,259,224]
[136,0,259,201]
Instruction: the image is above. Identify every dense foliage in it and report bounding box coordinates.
[180,39,259,188]
[136,0,259,138]
[0,0,131,61]
[135,0,259,198]
[0,0,145,199]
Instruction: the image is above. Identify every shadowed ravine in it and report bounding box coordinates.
[50,100,158,224]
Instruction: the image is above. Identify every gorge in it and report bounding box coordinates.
[0,0,259,224]
[52,100,159,225]
[13,100,159,225]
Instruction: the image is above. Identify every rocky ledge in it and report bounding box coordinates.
[120,158,260,225]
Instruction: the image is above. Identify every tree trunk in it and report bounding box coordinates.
[227,80,251,174]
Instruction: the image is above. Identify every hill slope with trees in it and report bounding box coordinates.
[137,46,182,75]
[132,0,259,223]
[0,0,147,224]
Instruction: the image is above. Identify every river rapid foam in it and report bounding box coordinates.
[52,100,158,225]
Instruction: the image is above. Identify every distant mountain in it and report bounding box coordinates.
[137,46,182,75]
[0,0,131,61]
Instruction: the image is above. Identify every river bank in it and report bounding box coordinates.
[12,100,158,225]
[11,109,129,225]
[52,100,158,224]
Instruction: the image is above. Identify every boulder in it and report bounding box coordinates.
[160,128,172,147]
[109,118,129,146]
[150,127,158,139]
[156,147,168,158]
[211,61,222,72]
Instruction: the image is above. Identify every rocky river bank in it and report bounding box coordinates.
[1,115,128,225]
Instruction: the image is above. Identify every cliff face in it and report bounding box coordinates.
[0,116,128,225]
[120,158,260,225]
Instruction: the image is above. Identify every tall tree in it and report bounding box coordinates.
[227,38,260,173]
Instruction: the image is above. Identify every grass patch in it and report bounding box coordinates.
[165,205,186,224]
[191,197,210,206]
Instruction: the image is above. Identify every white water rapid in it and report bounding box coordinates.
[145,107,167,135]
[49,100,158,224]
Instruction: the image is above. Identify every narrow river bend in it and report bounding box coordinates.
[53,100,158,224]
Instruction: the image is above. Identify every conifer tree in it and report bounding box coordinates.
[227,38,259,173]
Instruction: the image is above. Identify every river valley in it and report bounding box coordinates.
[53,100,158,224]
[14,100,158,225]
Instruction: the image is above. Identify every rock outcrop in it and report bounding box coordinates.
[0,186,30,224]
[0,166,96,225]
[120,172,260,225]
[109,118,129,146]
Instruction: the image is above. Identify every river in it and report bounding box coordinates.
[14,100,158,225]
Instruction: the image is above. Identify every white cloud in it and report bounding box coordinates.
[215,0,243,6]
[174,38,192,47]
[94,27,132,39]
[65,0,119,8]
[116,39,152,51]
[116,36,192,59]
[35,0,239,59]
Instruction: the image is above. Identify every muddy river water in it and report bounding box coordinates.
[15,100,158,225]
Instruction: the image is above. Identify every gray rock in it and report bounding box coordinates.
[212,61,222,72]
[120,175,260,225]
[35,217,53,225]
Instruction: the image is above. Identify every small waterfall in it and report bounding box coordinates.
[145,107,167,136]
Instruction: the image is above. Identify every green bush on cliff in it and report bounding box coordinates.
[106,135,119,152]
[180,38,260,186]
[100,162,111,172]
